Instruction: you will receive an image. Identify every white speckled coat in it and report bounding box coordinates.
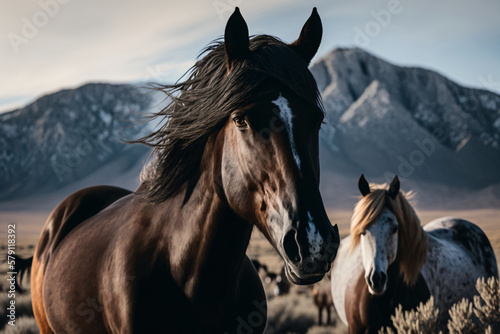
[331,217,498,328]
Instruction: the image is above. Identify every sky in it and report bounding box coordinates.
[1,0,499,113]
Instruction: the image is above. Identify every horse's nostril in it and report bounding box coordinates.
[283,229,300,263]
[324,225,340,263]
[380,272,387,286]
[370,271,386,289]
[371,271,381,287]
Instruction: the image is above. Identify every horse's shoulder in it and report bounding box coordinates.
[331,236,363,326]
[331,236,358,271]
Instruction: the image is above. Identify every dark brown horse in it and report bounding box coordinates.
[312,281,333,326]
[275,266,291,297]
[15,7,340,334]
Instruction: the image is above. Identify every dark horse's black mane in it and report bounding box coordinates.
[135,35,323,203]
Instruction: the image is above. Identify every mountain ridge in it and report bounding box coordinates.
[1,48,499,209]
[0,83,155,200]
[312,47,500,198]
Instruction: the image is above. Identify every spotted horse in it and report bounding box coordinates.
[331,175,498,333]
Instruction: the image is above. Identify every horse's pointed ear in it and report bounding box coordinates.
[358,174,370,197]
[289,7,322,64]
[388,175,400,199]
[224,7,249,72]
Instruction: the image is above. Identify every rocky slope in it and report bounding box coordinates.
[311,48,500,205]
[0,83,154,200]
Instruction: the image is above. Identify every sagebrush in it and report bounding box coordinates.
[379,277,500,334]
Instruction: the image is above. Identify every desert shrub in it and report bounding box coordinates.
[2,317,39,334]
[446,277,500,334]
[307,324,348,334]
[380,277,500,334]
[266,292,317,334]
[473,277,500,333]
[447,298,477,334]
[378,296,439,334]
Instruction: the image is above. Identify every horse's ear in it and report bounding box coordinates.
[289,7,322,65]
[388,175,400,199]
[224,7,249,72]
[358,174,370,197]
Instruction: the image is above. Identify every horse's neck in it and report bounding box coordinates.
[396,212,429,284]
[150,146,253,301]
[182,188,252,295]
[386,260,403,289]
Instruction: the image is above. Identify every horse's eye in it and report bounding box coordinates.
[233,117,247,128]
[391,226,398,234]
[360,231,366,236]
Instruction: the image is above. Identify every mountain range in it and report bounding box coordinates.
[311,48,500,209]
[1,48,499,210]
[0,83,154,202]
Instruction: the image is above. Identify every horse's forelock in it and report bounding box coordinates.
[350,188,387,251]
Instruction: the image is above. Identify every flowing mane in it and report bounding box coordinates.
[350,183,429,285]
[134,35,323,203]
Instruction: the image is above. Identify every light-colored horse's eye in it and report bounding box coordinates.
[360,230,366,236]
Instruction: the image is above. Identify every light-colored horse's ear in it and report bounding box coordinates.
[388,175,400,199]
[358,174,370,197]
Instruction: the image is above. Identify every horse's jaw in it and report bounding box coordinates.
[283,261,325,285]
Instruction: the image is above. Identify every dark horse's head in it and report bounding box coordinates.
[138,8,339,284]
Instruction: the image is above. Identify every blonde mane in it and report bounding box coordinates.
[350,183,429,285]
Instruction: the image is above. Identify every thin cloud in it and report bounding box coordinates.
[1,0,499,113]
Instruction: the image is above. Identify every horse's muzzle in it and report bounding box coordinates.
[366,269,388,295]
[281,223,339,284]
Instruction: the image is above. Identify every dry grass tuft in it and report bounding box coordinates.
[306,324,348,334]
[473,277,500,333]
[380,277,500,334]
[378,296,439,334]
[447,298,476,333]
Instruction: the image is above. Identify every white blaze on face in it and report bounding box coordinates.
[360,208,398,293]
[307,211,323,260]
[272,94,301,170]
